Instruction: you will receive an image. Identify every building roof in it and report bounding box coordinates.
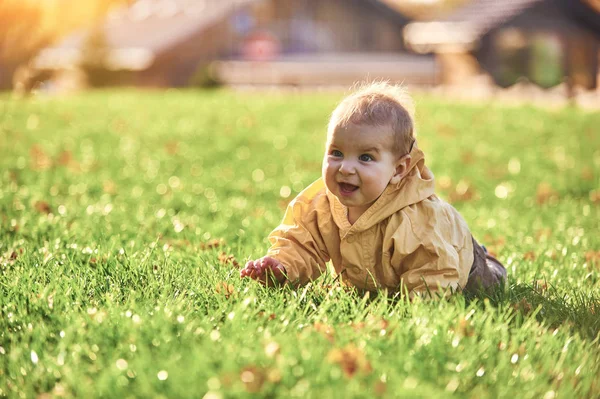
[36,0,415,71]
[35,0,259,70]
[404,0,600,52]
[404,0,546,52]
[438,0,545,35]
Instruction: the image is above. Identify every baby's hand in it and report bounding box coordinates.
[240,256,286,286]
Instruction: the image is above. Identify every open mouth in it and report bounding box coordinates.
[338,182,359,195]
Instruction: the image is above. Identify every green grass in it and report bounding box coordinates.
[1,89,599,398]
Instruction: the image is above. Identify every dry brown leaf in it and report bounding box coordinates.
[313,322,335,342]
[278,199,292,210]
[513,298,533,315]
[581,166,594,181]
[374,380,387,396]
[218,252,240,268]
[164,239,191,249]
[448,180,478,203]
[10,250,22,260]
[589,189,600,204]
[267,368,282,383]
[34,201,51,214]
[534,279,548,293]
[165,141,180,155]
[535,228,552,242]
[437,175,453,191]
[456,318,475,338]
[461,150,475,164]
[103,180,117,195]
[536,182,559,205]
[349,316,390,336]
[57,150,72,166]
[30,145,52,170]
[585,250,600,265]
[327,344,372,378]
[257,312,276,321]
[240,366,266,393]
[482,235,506,257]
[215,282,236,299]
[199,239,224,250]
[437,123,456,138]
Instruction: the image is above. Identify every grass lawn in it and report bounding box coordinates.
[1,89,599,398]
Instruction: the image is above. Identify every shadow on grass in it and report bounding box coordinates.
[283,276,600,342]
[467,281,600,341]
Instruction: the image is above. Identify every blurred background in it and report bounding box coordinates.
[1,0,599,103]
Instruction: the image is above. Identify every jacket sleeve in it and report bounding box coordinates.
[389,210,472,298]
[265,189,331,286]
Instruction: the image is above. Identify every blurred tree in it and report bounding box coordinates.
[0,0,131,88]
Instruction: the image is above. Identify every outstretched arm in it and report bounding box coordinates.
[241,180,332,287]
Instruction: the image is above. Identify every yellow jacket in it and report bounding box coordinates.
[266,146,474,295]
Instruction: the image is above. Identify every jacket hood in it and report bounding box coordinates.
[327,142,436,234]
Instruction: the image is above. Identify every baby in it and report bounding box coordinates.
[240,82,506,297]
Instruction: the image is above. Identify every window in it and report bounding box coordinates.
[529,33,564,88]
[494,28,528,87]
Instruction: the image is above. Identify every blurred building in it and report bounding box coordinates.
[34,0,438,88]
[404,0,600,89]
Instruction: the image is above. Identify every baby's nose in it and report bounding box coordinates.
[339,161,356,175]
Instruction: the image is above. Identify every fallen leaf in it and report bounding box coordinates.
[278,199,292,210]
[327,344,372,378]
[30,145,52,170]
[523,251,536,261]
[585,250,600,266]
[215,282,236,299]
[267,368,282,383]
[461,151,475,164]
[240,366,266,393]
[481,235,505,257]
[535,228,552,242]
[437,123,456,138]
[486,166,507,179]
[57,150,72,166]
[218,252,240,268]
[536,182,559,205]
[513,298,533,315]
[437,175,453,191]
[374,380,387,396]
[313,322,335,342]
[103,180,117,195]
[165,141,180,155]
[257,312,276,320]
[534,279,548,293]
[581,166,594,181]
[448,180,478,203]
[9,170,19,183]
[199,239,224,250]
[34,201,52,214]
[456,318,475,338]
[163,239,191,249]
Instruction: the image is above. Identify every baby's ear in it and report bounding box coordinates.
[390,155,411,185]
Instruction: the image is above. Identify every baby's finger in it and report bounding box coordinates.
[241,261,258,278]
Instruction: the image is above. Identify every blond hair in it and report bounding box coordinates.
[328,82,416,155]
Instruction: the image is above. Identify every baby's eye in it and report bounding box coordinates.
[331,150,343,157]
[359,154,374,162]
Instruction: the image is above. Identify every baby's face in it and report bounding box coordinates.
[322,124,401,222]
